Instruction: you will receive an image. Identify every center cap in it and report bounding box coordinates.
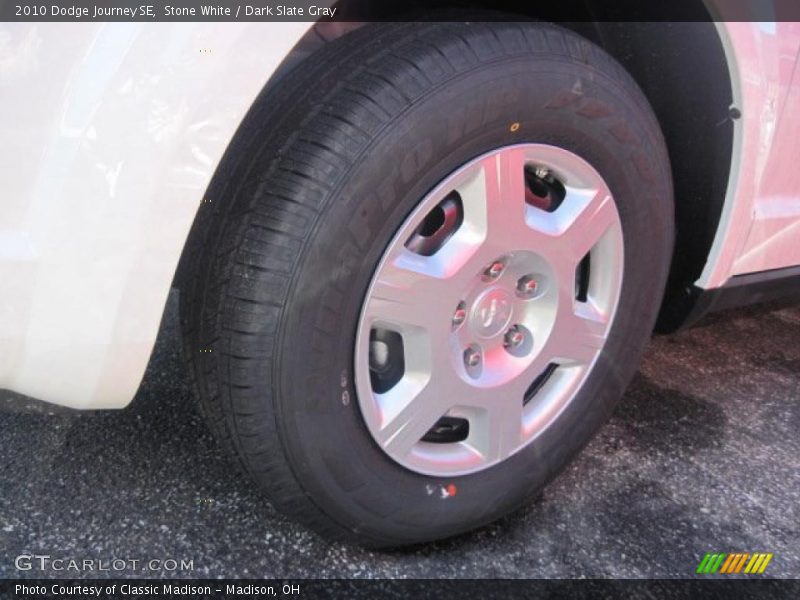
[470,287,513,338]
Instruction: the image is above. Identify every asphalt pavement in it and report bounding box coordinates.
[1,291,799,579]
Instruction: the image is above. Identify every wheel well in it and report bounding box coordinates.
[589,23,734,332]
[329,1,735,332]
[178,6,734,333]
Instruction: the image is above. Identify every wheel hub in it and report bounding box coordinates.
[470,287,513,339]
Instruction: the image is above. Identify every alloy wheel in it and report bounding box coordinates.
[355,144,624,476]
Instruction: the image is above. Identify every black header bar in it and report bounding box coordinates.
[3,0,800,22]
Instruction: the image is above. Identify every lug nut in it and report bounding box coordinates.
[452,302,467,329]
[463,346,482,369]
[483,260,505,280]
[517,275,539,298]
[504,326,525,350]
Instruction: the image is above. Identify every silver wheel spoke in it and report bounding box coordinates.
[451,149,548,283]
[557,186,618,264]
[523,185,618,273]
[363,248,452,334]
[486,147,530,240]
[376,371,465,458]
[484,394,524,462]
[548,296,609,366]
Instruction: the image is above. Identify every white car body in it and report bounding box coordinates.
[2,18,800,409]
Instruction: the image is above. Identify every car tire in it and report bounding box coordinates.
[181,21,674,547]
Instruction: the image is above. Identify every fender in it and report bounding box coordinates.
[0,23,311,408]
